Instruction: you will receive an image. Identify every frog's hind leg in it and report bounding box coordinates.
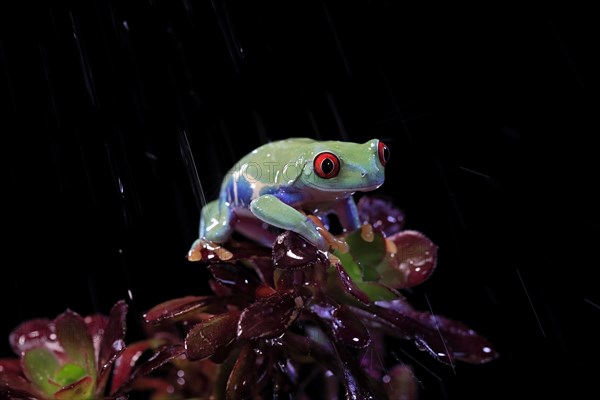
[188,200,234,260]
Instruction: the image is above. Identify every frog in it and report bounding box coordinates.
[188,137,389,258]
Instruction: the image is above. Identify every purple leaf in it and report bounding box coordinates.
[9,319,55,356]
[110,338,168,395]
[0,359,22,375]
[185,311,241,361]
[330,338,381,399]
[331,262,370,304]
[0,371,46,400]
[143,296,227,325]
[282,330,381,397]
[225,344,270,400]
[113,344,185,396]
[383,364,418,400]
[95,301,128,396]
[237,291,304,340]
[272,231,327,270]
[209,340,236,364]
[53,376,94,400]
[207,263,261,296]
[308,297,370,348]
[378,230,437,288]
[357,195,405,237]
[84,314,108,361]
[357,299,498,364]
[98,301,128,373]
[359,330,386,380]
[244,257,276,287]
[55,310,96,376]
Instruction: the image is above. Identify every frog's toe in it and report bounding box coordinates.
[187,238,205,261]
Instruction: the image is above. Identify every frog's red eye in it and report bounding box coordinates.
[378,140,390,166]
[314,152,340,179]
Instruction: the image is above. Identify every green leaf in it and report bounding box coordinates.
[337,229,387,282]
[335,251,363,281]
[55,363,87,387]
[55,310,96,378]
[54,376,95,400]
[355,282,400,302]
[22,347,60,396]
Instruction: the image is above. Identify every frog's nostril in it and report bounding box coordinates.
[361,172,366,178]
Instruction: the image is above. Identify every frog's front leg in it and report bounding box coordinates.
[188,199,234,260]
[200,199,234,243]
[332,196,361,233]
[250,194,328,251]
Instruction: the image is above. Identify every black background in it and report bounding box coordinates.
[1,2,598,399]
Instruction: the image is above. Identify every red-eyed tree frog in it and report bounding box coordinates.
[188,138,389,256]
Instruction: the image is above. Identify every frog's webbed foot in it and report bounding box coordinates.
[189,200,235,261]
[187,238,234,262]
[307,214,350,254]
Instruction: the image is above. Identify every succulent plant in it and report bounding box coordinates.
[140,195,498,399]
[0,196,497,399]
[0,301,128,400]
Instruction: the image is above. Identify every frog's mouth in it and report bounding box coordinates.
[308,182,383,193]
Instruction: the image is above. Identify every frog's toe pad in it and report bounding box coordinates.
[187,238,234,262]
[187,238,205,262]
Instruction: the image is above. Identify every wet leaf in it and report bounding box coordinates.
[0,359,22,375]
[55,310,96,377]
[273,269,294,291]
[377,230,437,288]
[225,344,270,400]
[383,364,418,400]
[84,314,108,358]
[358,330,386,380]
[355,281,401,302]
[0,371,44,399]
[110,338,168,395]
[361,299,499,364]
[9,319,55,356]
[237,290,304,340]
[185,311,241,361]
[53,376,94,400]
[21,347,59,395]
[255,283,277,298]
[98,300,128,374]
[335,251,363,281]
[308,297,370,348]
[330,339,381,400]
[357,195,405,237]
[113,344,185,396]
[242,257,275,287]
[207,263,261,296]
[143,295,226,325]
[345,228,387,277]
[209,340,236,364]
[272,231,327,270]
[329,261,370,304]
